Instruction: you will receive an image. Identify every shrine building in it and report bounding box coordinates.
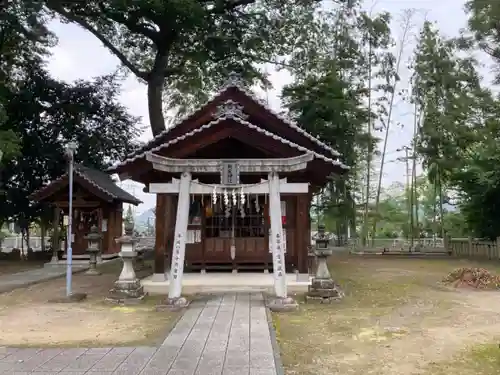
[30,164,142,260]
[108,73,348,301]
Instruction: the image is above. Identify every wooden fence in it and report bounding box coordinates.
[448,237,500,260]
[348,236,500,260]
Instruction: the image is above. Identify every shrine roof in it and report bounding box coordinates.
[108,73,348,173]
[29,164,142,205]
[119,113,349,170]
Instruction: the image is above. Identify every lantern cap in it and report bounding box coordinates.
[116,220,139,245]
[124,220,134,236]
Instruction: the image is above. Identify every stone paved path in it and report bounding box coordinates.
[0,293,280,375]
[0,265,88,293]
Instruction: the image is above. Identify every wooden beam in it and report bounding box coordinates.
[55,201,101,208]
[146,153,314,174]
[149,179,310,194]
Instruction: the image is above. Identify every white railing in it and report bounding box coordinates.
[1,235,157,253]
[0,236,50,252]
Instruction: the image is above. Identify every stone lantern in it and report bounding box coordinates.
[306,224,344,303]
[84,225,102,275]
[107,220,145,304]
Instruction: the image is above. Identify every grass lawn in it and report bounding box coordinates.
[0,260,180,348]
[273,253,500,375]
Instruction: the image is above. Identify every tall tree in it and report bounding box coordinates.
[466,0,500,82]
[40,0,321,135]
[0,1,53,159]
[371,9,417,243]
[282,1,396,240]
[410,21,480,238]
[0,70,141,236]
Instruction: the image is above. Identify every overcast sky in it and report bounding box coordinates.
[46,0,472,214]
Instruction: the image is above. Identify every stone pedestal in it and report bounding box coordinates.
[267,296,298,312]
[306,253,344,303]
[106,222,146,304]
[85,248,101,275]
[84,225,102,276]
[157,296,190,312]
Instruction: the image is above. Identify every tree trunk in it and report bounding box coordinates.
[147,73,166,136]
[371,12,413,244]
[41,223,46,252]
[432,181,438,238]
[362,40,373,246]
[438,175,445,239]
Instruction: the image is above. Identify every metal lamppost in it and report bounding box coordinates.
[65,141,77,297]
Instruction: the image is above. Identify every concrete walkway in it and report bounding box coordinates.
[0,265,88,293]
[0,293,281,375]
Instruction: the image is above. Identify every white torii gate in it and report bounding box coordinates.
[145,152,312,302]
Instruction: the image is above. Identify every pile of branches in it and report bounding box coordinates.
[443,267,500,289]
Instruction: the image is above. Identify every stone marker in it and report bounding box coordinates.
[84,225,102,275]
[306,224,344,303]
[106,221,146,304]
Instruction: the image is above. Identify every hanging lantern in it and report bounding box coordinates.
[255,195,260,213]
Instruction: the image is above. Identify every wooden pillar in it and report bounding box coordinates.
[97,208,104,257]
[51,206,61,262]
[296,194,309,273]
[105,207,114,254]
[113,205,123,254]
[164,194,174,277]
[154,194,168,276]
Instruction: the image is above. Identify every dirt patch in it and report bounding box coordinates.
[273,254,500,375]
[0,260,45,275]
[0,261,180,347]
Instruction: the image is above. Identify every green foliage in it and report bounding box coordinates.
[1,69,141,229]
[281,2,396,238]
[411,17,500,239]
[466,0,500,82]
[41,0,321,134]
[124,205,134,225]
[0,1,54,160]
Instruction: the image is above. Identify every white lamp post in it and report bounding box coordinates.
[65,141,77,297]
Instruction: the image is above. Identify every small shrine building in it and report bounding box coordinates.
[30,164,142,259]
[108,74,349,301]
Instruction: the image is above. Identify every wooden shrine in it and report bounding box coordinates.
[30,164,142,259]
[108,73,349,302]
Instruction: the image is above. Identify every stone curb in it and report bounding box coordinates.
[265,307,285,375]
[0,266,89,294]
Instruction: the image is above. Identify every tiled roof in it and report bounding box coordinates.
[112,113,349,170]
[30,164,142,205]
[108,73,345,172]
